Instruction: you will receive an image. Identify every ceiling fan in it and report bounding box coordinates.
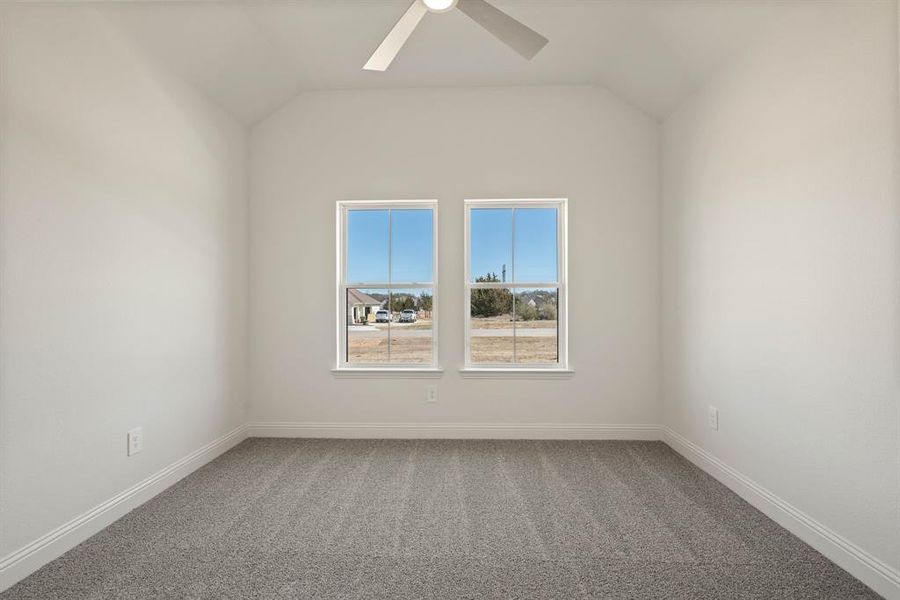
[364,0,549,71]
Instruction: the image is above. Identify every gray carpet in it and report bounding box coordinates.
[2,439,880,599]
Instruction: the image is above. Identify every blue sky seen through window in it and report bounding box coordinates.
[391,209,433,283]
[470,207,557,283]
[470,209,512,282]
[346,209,433,284]
[346,206,557,284]
[347,210,388,283]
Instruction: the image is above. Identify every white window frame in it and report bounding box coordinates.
[335,200,440,374]
[462,198,570,374]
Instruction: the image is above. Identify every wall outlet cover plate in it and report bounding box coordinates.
[707,407,719,431]
[127,427,143,456]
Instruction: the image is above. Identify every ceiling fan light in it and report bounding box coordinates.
[422,0,456,13]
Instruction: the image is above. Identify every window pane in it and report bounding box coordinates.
[347,210,389,283]
[514,208,557,283]
[388,289,433,364]
[347,288,389,363]
[469,287,513,363]
[514,288,558,364]
[470,208,512,284]
[391,209,433,283]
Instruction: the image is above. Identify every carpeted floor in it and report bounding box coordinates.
[2,439,880,599]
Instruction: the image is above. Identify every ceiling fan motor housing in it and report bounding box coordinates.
[422,0,458,13]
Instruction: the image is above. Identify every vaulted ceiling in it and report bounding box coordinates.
[98,0,797,124]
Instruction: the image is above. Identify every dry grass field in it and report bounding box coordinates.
[347,319,433,364]
[347,337,433,363]
[469,316,557,364]
[346,317,557,364]
[469,334,558,364]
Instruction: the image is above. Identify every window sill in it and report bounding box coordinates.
[331,367,444,379]
[459,367,574,380]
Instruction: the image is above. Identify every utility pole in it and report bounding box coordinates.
[502,264,507,283]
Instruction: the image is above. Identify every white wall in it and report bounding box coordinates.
[249,86,659,427]
[0,3,248,563]
[661,0,900,592]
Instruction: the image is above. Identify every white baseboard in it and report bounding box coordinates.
[0,424,249,593]
[662,427,900,600]
[248,421,663,440]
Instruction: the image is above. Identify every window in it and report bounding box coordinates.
[464,199,567,370]
[337,201,438,370]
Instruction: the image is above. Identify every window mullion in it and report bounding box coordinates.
[340,205,348,366]
[387,209,392,363]
[512,285,517,364]
[340,283,346,364]
[511,207,516,284]
[511,206,516,363]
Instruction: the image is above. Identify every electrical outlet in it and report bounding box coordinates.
[426,385,437,403]
[127,427,143,456]
[708,407,719,431]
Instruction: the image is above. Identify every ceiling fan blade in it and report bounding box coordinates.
[363,1,428,71]
[456,0,548,60]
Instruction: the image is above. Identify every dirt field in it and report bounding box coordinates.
[347,320,433,364]
[469,316,557,363]
[470,335,557,363]
[347,337,433,363]
[346,317,557,364]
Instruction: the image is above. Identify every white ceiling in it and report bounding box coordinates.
[98,0,795,124]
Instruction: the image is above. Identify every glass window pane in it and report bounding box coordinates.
[388,289,433,364]
[347,210,389,283]
[469,287,513,363]
[390,209,433,283]
[514,288,558,364]
[470,208,512,284]
[347,288,389,363]
[514,208,557,283]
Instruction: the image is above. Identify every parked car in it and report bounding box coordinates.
[375,310,391,323]
[399,309,418,323]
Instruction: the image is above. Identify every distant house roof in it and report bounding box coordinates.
[347,289,382,306]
